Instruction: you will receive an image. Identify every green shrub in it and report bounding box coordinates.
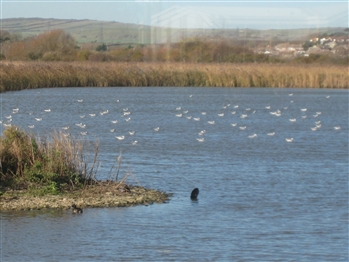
[28,181,60,196]
[96,43,107,51]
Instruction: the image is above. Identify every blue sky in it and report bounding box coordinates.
[1,1,348,29]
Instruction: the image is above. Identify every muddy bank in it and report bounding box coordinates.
[0,183,170,211]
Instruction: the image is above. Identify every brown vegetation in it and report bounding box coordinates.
[0,126,99,193]
[0,30,347,90]
[2,29,77,61]
[1,29,348,65]
[0,61,347,91]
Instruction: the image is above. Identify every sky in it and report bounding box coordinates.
[0,1,348,29]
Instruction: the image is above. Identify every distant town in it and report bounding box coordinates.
[257,34,349,58]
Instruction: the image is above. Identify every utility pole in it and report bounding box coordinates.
[99,23,104,43]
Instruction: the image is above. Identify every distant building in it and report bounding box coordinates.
[307,45,321,54]
[326,41,337,49]
[274,43,304,57]
[332,45,348,56]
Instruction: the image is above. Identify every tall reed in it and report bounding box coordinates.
[0,61,348,92]
[0,126,99,193]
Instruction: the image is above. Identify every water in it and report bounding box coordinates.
[1,87,348,261]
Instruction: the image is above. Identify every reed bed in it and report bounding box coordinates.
[0,61,348,92]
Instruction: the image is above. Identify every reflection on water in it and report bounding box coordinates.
[1,87,348,261]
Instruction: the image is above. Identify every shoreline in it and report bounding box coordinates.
[0,183,170,211]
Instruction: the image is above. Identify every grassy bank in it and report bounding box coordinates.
[1,61,348,91]
[0,126,170,210]
[0,126,99,194]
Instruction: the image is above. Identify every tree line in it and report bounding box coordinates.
[0,29,347,65]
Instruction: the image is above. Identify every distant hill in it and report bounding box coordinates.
[1,18,150,44]
[1,18,346,45]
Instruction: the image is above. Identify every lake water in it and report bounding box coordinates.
[1,87,348,261]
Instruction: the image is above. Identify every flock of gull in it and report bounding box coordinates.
[1,91,342,149]
[1,97,161,148]
[170,93,341,144]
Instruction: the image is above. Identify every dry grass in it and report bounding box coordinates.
[0,126,100,193]
[0,126,143,199]
[0,61,348,91]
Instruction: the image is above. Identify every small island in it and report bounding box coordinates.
[0,126,170,211]
[0,183,170,211]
